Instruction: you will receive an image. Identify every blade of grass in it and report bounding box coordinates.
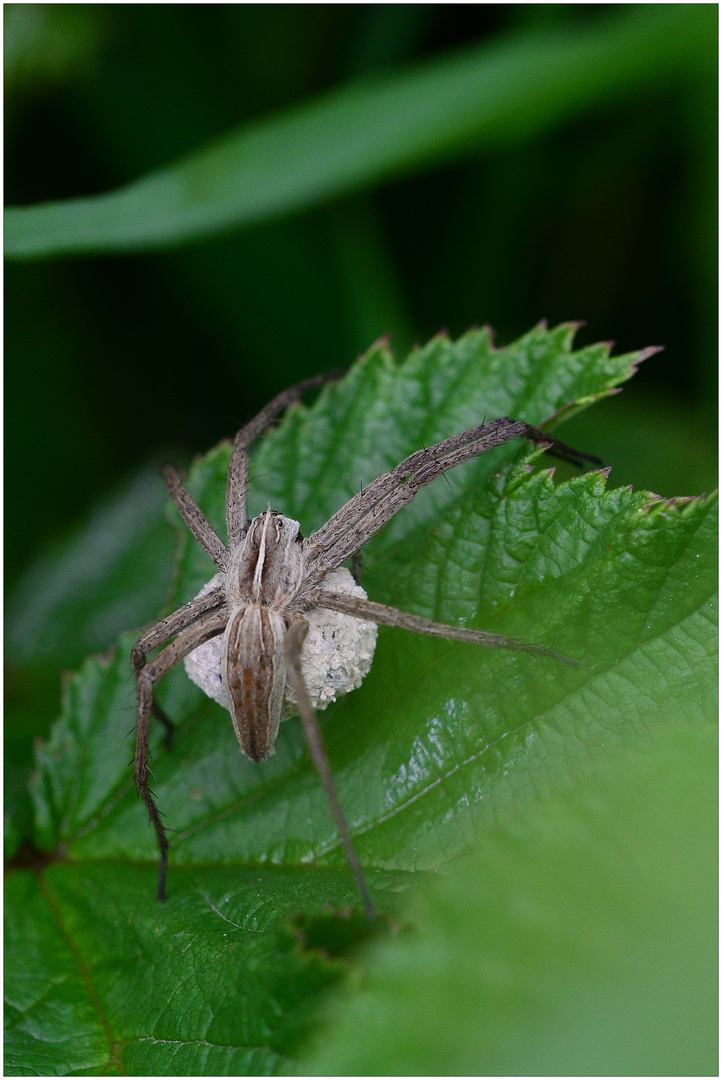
[5,5,713,260]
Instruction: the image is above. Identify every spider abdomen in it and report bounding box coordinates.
[222,603,287,762]
[184,568,378,730]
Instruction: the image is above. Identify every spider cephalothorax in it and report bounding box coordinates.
[132,369,599,917]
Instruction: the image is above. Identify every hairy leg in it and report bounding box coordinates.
[315,589,580,667]
[131,587,226,746]
[306,419,601,577]
[151,702,176,749]
[131,587,226,672]
[134,614,227,901]
[226,368,346,548]
[351,548,363,586]
[162,464,228,570]
[284,617,375,919]
[131,587,223,747]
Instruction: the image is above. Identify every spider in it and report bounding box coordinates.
[131,369,600,918]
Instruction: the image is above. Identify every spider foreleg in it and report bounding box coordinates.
[351,548,363,586]
[284,617,376,919]
[307,418,601,576]
[527,427,603,470]
[162,464,229,569]
[134,615,227,901]
[131,587,225,673]
[135,674,170,901]
[226,368,347,547]
[316,590,580,667]
[151,701,176,749]
[132,589,226,750]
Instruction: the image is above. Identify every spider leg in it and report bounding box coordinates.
[284,617,375,919]
[351,548,363,586]
[131,587,225,671]
[226,368,346,548]
[315,589,580,667]
[162,464,228,569]
[131,587,226,747]
[306,419,601,576]
[151,702,176,749]
[135,614,227,901]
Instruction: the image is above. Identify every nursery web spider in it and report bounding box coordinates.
[132,369,600,918]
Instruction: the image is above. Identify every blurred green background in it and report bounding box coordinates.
[4,5,717,763]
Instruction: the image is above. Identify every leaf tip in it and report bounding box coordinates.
[635,344,665,365]
[592,466,613,483]
[478,323,497,351]
[556,318,587,346]
[565,318,587,333]
[641,492,708,514]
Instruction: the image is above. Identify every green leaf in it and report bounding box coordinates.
[5,5,714,260]
[5,871,113,1076]
[5,468,177,781]
[6,468,175,671]
[5,864,370,1077]
[301,721,717,1076]
[4,762,35,861]
[5,324,716,1074]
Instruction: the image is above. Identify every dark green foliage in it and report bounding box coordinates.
[5,8,713,260]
